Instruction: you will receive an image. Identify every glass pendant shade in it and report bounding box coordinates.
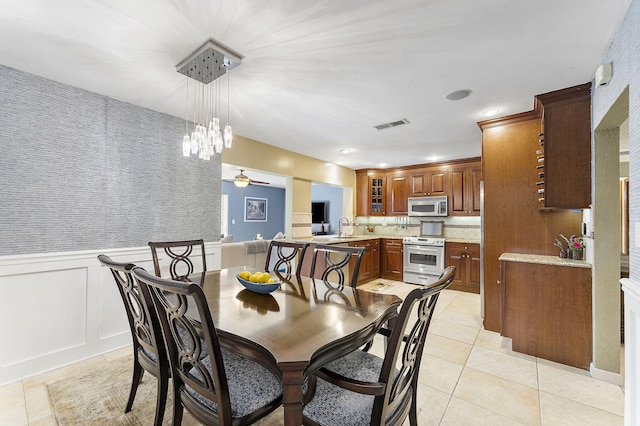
[190,131,198,155]
[214,129,223,154]
[182,135,191,157]
[224,123,233,148]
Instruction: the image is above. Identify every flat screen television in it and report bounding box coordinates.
[311,201,328,224]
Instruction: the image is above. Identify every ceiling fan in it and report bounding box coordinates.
[230,169,271,188]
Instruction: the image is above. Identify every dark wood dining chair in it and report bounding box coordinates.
[309,244,365,288]
[264,240,310,277]
[132,267,283,426]
[302,266,456,426]
[149,239,207,281]
[97,254,169,426]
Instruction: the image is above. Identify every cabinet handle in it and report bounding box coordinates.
[497,280,502,285]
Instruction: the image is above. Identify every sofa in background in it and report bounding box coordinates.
[221,240,272,269]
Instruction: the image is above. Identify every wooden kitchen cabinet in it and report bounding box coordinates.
[425,168,449,196]
[479,101,583,333]
[355,158,480,217]
[413,168,449,197]
[356,170,387,216]
[408,170,428,197]
[501,258,592,369]
[535,83,592,210]
[445,242,480,293]
[349,239,380,284]
[386,172,408,215]
[450,161,482,216]
[381,238,403,280]
[408,168,448,197]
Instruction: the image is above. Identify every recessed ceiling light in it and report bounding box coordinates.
[339,149,351,155]
[444,89,472,101]
[481,108,500,117]
[379,163,388,168]
[429,155,439,162]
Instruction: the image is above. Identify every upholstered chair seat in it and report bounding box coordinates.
[303,350,401,425]
[186,349,282,418]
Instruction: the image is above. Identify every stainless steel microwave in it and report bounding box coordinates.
[407,196,448,217]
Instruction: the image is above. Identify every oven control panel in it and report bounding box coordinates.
[403,236,445,247]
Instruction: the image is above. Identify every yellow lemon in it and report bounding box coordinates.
[258,273,270,283]
[239,271,251,280]
[249,274,259,283]
[267,278,275,283]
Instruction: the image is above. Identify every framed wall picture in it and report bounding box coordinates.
[244,197,268,222]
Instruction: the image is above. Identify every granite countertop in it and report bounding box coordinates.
[499,252,592,269]
[296,235,404,244]
[296,235,480,244]
[445,238,481,244]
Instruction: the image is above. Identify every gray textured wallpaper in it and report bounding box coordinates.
[0,65,221,256]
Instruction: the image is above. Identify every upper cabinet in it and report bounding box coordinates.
[356,170,387,216]
[427,169,449,196]
[355,158,480,217]
[535,83,592,210]
[450,161,482,216]
[386,171,408,215]
[408,171,427,197]
[408,168,449,197]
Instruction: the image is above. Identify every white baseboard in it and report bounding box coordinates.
[589,362,623,386]
[621,277,639,426]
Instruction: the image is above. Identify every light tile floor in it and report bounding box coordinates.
[0,282,626,425]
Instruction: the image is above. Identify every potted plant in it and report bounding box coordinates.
[568,236,585,260]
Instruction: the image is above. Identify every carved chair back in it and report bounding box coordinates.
[149,239,206,281]
[309,244,365,288]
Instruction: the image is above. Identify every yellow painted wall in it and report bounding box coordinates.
[292,178,312,212]
[222,135,356,213]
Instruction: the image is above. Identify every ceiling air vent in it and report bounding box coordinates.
[374,118,410,130]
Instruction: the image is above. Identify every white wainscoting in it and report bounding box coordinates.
[0,242,221,385]
[621,277,640,426]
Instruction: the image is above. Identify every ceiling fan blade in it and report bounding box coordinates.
[249,179,270,185]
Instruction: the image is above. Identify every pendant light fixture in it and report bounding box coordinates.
[176,39,242,160]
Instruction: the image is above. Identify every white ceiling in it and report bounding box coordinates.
[0,0,630,169]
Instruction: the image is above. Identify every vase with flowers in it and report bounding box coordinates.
[568,236,585,260]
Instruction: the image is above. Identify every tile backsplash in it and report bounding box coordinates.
[443,225,481,240]
[355,215,480,239]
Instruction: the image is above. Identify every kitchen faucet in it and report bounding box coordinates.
[338,216,351,237]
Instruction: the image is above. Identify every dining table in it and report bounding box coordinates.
[188,265,403,426]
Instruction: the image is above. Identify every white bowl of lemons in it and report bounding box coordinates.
[236,271,281,294]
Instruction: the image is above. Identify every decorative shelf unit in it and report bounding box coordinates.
[535,83,592,210]
[536,133,545,205]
